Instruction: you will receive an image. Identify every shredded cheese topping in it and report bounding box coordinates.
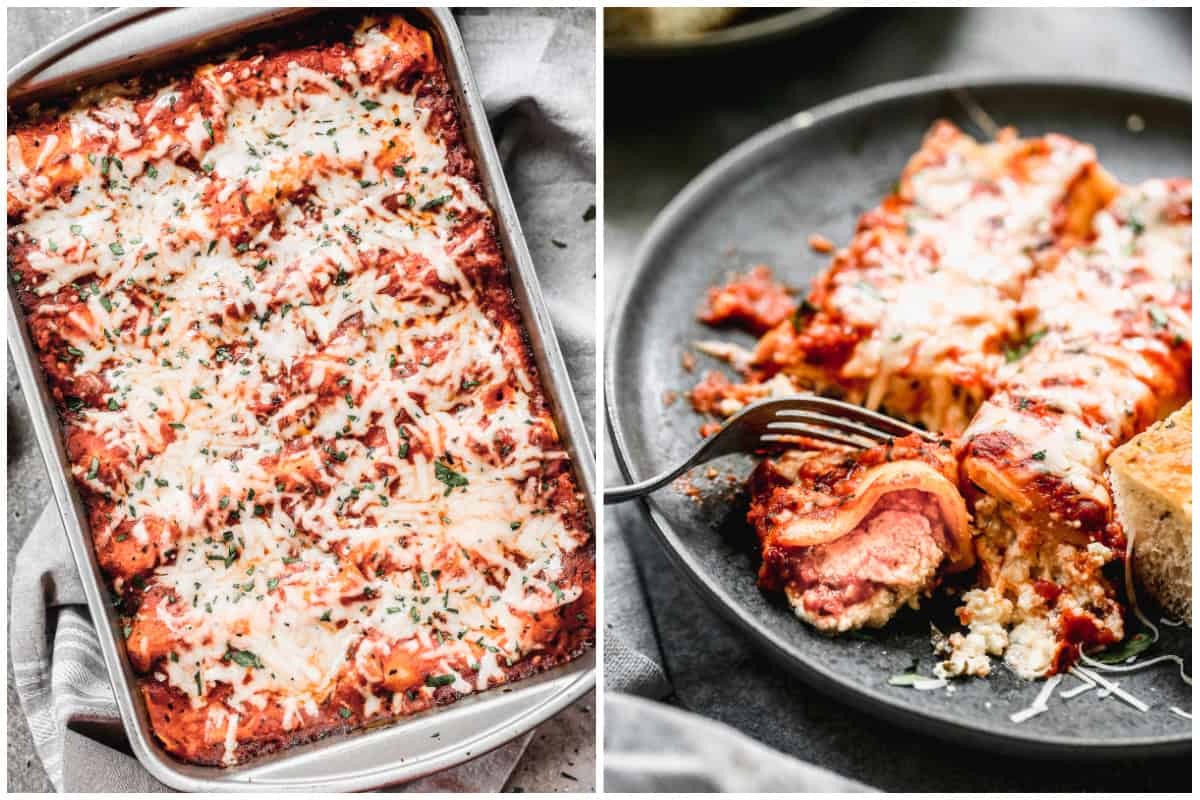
[9,16,590,766]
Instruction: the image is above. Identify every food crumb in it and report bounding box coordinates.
[681,350,695,373]
[674,475,702,500]
[705,467,719,479]
[1126,113,1145,133]
[808,233,835,253]
[663,390,678,407]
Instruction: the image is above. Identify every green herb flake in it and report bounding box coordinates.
[228,649,263,669]
[434,461,468,495]
[420,194,451,212]
[1093,631,1155,664]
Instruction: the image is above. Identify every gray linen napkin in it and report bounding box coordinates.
[9,7,595,792]
[603,503,865,793]
[605,693,868,793]
[604,450,862,791]
[603,502,671,698]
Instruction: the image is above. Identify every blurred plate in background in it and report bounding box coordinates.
[605,7,846,58]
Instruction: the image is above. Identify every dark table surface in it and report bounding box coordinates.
[6,6,595,792]
[604,6,1191,792]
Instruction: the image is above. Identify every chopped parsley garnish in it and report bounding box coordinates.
[791,298,817,331]
[434,461,468,495]
[420,194,451,212]
[424,674,455,687]
[227,649,263,669]
[1004,329,1047,363]
[86,457,99,480]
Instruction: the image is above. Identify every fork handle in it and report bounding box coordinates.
[603,469,682,504]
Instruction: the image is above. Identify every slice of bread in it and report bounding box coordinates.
[1108,402,1192,624]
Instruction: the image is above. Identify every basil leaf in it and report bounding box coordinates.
[1093,632,1155,664]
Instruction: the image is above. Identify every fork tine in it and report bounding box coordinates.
[764,422,878,448]
[767,411,894,443]
[770,397,936,440]
[759,427,868,450]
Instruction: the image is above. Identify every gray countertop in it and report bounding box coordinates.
[6,7,594,793]
[604,6,1190,792]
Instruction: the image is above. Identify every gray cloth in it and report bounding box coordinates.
[9,7,595,792]
[605,694,866,793]
[604,478,862,792]
[603,504,671,699]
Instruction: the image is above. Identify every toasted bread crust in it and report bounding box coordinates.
[1108,403,1192,521]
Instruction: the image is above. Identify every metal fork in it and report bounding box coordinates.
[604,396,936,504]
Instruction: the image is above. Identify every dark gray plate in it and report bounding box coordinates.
[606,75,1192,758]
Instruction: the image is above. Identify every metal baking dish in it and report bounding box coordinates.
[7,7,595,791]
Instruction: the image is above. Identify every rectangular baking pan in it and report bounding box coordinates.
[7,7,595,792]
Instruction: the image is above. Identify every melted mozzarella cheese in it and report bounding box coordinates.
[8,17,588,759]
[824,130,1097,431]
[965,180,1192,499]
